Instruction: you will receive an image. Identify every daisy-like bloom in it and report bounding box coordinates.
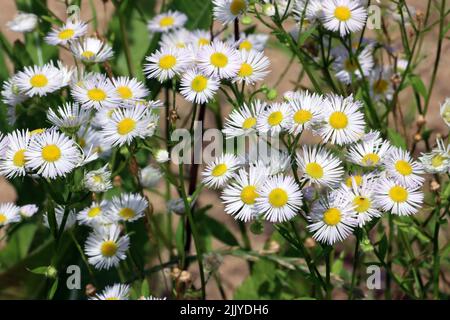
[221,166,267,222]
[25,130,82,179]
[15,64,64,97]
[317,94,366,145]
[374,178,424,216]
[77,201,112,226]
[223,100,264,138]
[369,67,394,101]
[43,205,76,230]
[180,68,220,104]
[71,76,120,110]
[1,76,28,106]
[232,33,269,52]
[384,147,424,187]
[0,130,30,178]
[255,151,291,176]
[257,102,292,135]
[139,296,167,300]
[234,49,270,85]
[0,203,21,226]
[147,10,187,33]
[347,131,391,167]
[19,204,39,218]
[140,165,163,188]
[85,225,130,270]
[294,0,324,23]
[287,90,324,135]
[110,193,148,222]
[154,149,170,163]
[419,139,450,174]
[159,28,193,49]
[297,145,344,187]
[0,134,7,158]
[307,192,358,245]
[440,98,450,127]
[213,0,248,24]
[254,175,302,223]
[71,37,114,63]
[190,29,211,48]
[321,0,367,37]
[112,77,149,102]
[45,20,87,46]
[55,60,76,87]
[6,12,38,33]
[47,103,90,134]
[84,165,113,193]
[91,284,130,300]
[202,154,240,189]
[332,45,374,84]
[79,127,111,158]
[144,46,190,82]
[197,41,241,79]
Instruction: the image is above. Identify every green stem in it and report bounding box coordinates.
[116,5,134,76]
[348,231,360,300]
[432,207,441,299]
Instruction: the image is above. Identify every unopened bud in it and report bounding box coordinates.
[266,88,278,101]
[414,133,422,142]
[45,266,58,279]
[304,237,316,248]
[241,15,252,25]
[85,284,96,297]
[113,175,122,187]
[179,270,192,283]
[416,115,426,126]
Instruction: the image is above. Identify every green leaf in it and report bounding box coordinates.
[171,0,212,30]
[27,266,49,275]
[298,26,317,45]
[408,74,428,99]
[387,128,407,149]
[141,279,150,297]
[48,278,59,300]
[377,234,388,260]
[199,214,239,247]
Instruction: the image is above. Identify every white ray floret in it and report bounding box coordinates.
[180,68,220,104]
[71,37,114,63]
[197,41,241,79]
[147,10,187,33]
[257,102,292,135]
[213,0,248,25]
[234,49,270,85]
[0,203,21,227]
[286,90,324,135]
[321,0,368,37]
[0,130,30,178]
[223,100,265,138]
[71,76,121,110]
[112,77,149,102]
[45,20,87,45]
[347,131,391,167]
[110,193,148,222]
[384,147,424,187]
[90,283,130,300]
[144,46,190,82]
[15,64,64,97]
[77,200,113,227]
[47,103,91,133]
[202,154,240,189]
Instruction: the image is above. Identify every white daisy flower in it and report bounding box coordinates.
[440,98,450,127]
[0,134,7,158]
[374,178,424,216]
[71,37,114,63]
[255,175,303,223]
[231,33,269,52]
[254,151,291,176]
[1,76,28,106]
[19,204,39,218]
[45,20,88,46]
[223,100,264,138]
[286,90,324,135]
[221,166,267,222]
[154,149,170,163]
[317,94,366,145]
[112,77,149,102]
[384,147,424,187]
[47,103,91,133]
[213,0,248,24]
[25,130,82,179]
[234,49,270,84]
[307,192,358,245]
[78,127,111,158]
[110,193,148,222]
[91,283,130,300]
[321,0,367,37]
[347,131,391,167]
[257,102,292,135]
[180,68,220,104]
[43,205,77,231]
[419,139,450,174]
[140,165,163,188]
[370,66,394,101]
[202,154,240,189]
[0,130,30,178]
[144,46,190,82]
[0,203,21,226]
[297,145,344,187]
[147,10,187,33]
[6,12,38,33]
[332,45,374,84]
[85,225,130,270]
[294,0,324,23]
[84,165,113,193]
[159,28,193,49]
[77,200,113,226]
[190,29,211,48]
[55,60,77,86]
[71,76,120,110]
[15,64,64,97]
[197,41,241,79]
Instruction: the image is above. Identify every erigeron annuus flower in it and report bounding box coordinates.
[202,154,240,189]
[317,94,366,145]
[112,77,149,102]
[25,130,82,179]
[297,145,344,187]
[1,76,28,106]
[77,201,113,226]
[370,67,394,101]
[213,0,248,25]
[294,0,324,23]
[47,103,90,133]
[45,20,87,46]
[15,64,64,97]
[287,90,324,135]
[347,131,391,167]
[385,147,424,188]
[140,165,163,188]
[0,203,21,226]
[84,165,113,192]
[374,178,424,216]
[440,98,450,127]
[43,205,77,230]
[255,175,303,223]
[190,29,211,48]
[147,10,187,33]
[110,193,148,222]
[144,46,190,82]
[257,102,292,135]
[71,37,114,63]
[197,41,241,79]
[223,100,264,138]
[0,134,7,158]
[154,149,170,163]
[321,0,367,37]
[234,49,270,85]
[85,225,130,270]
[180,68,220,104]
[0,130,30,178]
[221,166,267,222]
[6,12,38,33]
[71,76,121,110]
[307,192,358,245]
[159,28,193,49]
[19,204,39,218]
[91,284,130,300]
[419,139,450,174]
[232,33,269,52]
[332,45,374,84]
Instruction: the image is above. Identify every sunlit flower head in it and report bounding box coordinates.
[1,76,28,106]
[180,68,220,104]
[213,0,248,24]
[419,139,450,174]
[374,178,423,216]
[71,37,114,63]
[257,102,292,135]
[384,147,424,188]
[0,203,21,227]
[71,76,121,110]
[197,41,241,79]
[112,77,149,102]
[202,154,240,189]
[286,90,324,134]
[110,193,148,222]
[234,49,270,84]
[45,20,87,46]
[144,46,190,82]
[147,10,187,33]
[91,283,130,300]
[232,33,269,52]
[0,130,30,178]
[77,200,113,227]
[223,100,265,138]
[6,12,38,33]
[47,103,91,133]
[15,64,64,97]
[321,0,367,37]
[347,131,391,167]
[84,165,113,193]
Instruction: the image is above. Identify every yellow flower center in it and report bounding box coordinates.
[210,52,228,68]
[344,58,358,72]
[100,240,118,257]
[239,40,253,51]
[191,75,208,92]
[268,188,288,208]
[87,207,101,218]
[373,79,389,94]
[230,0,247,15]
[93,175,104,183]
[267,111,283,126]
[87,88,107,101]
[30,74,48,88]
[13,149,26,167]
[0,214,6,224]
[353,196,371,213]
[395,160,413,176]
[41,144,61,162]
[116,86,133,99]
[238,63,253,77]
[106,297,119,300]
[362,153,380,166]
[242,117,256,129]
[119,207,136,220]
[329,111,348,129]
[389,185,408,203]
[323,208,342,226]
[117,118,136,135]
[346,175,363,187]
[212,163,227,177]
[81,50,95,59]
[334,6,351,22]
[58,28,75,40]
[293,109,312,124]
[198,38,210,46]
[431,155,444,168]
[240,185,258,205]
[305,162,324,179]
[159,16,175,27]
[159,55,177,70]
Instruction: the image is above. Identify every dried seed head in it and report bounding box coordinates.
[85,284,96,297]
[391,73,401,86]
[304,237,316,248]
[416,115,426,126]
[414,133,422,142]
[179,270,192,283]
[113,175,122,187]
[430,180,440,191]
